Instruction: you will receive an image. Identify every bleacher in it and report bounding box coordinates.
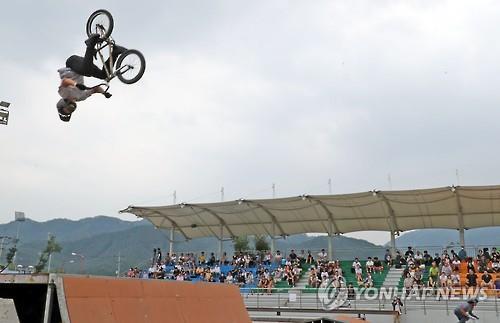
[302,261,389,293]
[340,261,389,289]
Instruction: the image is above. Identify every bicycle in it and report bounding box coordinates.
[86,9,146,85]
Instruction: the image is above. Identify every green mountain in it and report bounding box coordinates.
[0,216,384,275]
[394,227,500,249]
[0,216,146,243]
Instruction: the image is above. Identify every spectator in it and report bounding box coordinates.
[423,250,433,267]
[451,269,461,287]
[439,272,448,288]
[373,257,384,273]
[442,259,452,276]
[413,268,422,288]
[414,251,423,262]
[384,249,392,266]
[156,248,162,265]
[275,250,283,264]
[392,296,404,323]
[403,273,413,296]
[428,262,439,288]
[220,252,228,265]
[366,257,374,274]
[477,255,488,273]
[394,252,403,269]
[458,246,467,261]
[484,248,491,260]
[318,249,328,262]
[480,270,494,289]
[433,253,441,267]
[308,267,319,288]
[207,252,216,266]
[492,256,500,273]
[351,258,361,274]
[466,269,477,288]
[306,250,314,264]
[364,273,374,288]
[466,258,476,273]
[405,246,414,258]
[451,255,461,272]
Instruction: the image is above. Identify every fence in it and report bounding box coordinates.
[157,244,498,261]
[240,287,500,316]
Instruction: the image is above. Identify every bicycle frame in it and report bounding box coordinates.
[93,33,133,82]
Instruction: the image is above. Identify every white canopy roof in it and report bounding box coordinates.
[120,185,500,240]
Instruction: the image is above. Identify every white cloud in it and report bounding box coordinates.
[2,1,500,245]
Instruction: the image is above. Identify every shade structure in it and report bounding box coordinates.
[120,185,500,240]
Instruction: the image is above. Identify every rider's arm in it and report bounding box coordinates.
[61,78,76,87]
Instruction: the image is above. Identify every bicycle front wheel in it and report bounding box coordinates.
[116,49,146,84]
[86,9,114,39]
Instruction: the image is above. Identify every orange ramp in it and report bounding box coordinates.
[61,276,251,323]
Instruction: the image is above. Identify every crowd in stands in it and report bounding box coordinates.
[125,245,500,296]
[399,246,500,296]
[126,247,312,292]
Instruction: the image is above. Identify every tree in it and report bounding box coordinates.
[35,235,62,273]
[233,236,249,252]
[254,235,270,252]
[5,246,16,270]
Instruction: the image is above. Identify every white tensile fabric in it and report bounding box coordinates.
[120,185,500,240]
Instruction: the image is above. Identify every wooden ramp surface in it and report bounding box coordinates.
[62,276,251,323]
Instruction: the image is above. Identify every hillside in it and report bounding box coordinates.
[1,216,383,275]
[394,227,500,248]
[0,216,146,243]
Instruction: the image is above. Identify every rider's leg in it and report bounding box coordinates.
[81,34,107,79]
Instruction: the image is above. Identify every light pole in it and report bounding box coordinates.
[71,252,85,274]
[12,212,25,266]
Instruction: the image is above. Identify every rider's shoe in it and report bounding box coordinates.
[85,33,102,47]
[103,92,112,99]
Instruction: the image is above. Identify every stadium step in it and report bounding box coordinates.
[382,266,405,287]
[295,274,310,288]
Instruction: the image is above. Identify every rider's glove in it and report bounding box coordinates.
[76,83,89,91]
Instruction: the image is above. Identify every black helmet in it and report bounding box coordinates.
[56,99,76,122]
[57,99,76,114]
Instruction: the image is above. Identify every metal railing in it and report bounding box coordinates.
[162,244,499,263]
[240,287,500,316]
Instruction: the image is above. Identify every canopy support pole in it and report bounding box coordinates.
[169,228,174,255]
[328,220,334,260]
[459,227,465,247]
[328,233,333,260]
[453,186,466,247]
[218,224,223,261]
[390,230,397,258]
[271,223,276,254]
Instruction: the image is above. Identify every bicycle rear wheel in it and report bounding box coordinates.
[116,49,146,84]
[86,9,114,39]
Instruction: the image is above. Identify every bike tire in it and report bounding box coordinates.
[116,49,146,84]
[86,9,114,39]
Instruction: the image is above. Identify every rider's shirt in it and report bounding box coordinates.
[454,303,473,315]
[57,67,92,102]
